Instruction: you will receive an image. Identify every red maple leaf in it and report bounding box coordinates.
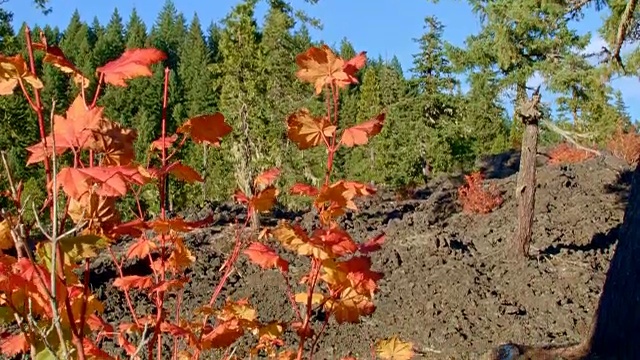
[96,48,167,87]
[253,167,281,189]
[243,242,289,272]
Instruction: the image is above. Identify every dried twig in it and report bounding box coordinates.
[540,119,601,156]
[129,323,150,360]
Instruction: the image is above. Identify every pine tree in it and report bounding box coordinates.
[125,8,147,48]
[409,15,466,172]
[92,8,124,66]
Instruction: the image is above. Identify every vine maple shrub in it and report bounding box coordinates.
[457,172,503,214]
[0,27,414,359]
[547,142,595,165]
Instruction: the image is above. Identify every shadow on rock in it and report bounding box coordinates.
[604,168,633,206]
[540,224,620,255]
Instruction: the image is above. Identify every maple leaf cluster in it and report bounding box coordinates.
[457,172,504,214]
[230,44,414,359]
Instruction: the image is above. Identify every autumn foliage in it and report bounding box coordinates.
[457,172,504,214]
[0,27,414,360]
[606,124,640,165]
[547,142,595,165]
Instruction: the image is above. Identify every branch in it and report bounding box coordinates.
[541,119,602,156]
[611,0,638,70]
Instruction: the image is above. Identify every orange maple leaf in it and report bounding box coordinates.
[177,113,232,146]
[166,237,195,273]
[253,167,281,190]
[89,119,138,166]
[68,191,120,231]
[112,275,153,291]
[25,135,69,165]
[148,277,189,294]
[250,186,279,213]
[324,287,375,324]
[148,218,192,234]
[271,222,330,259]
[340,112,385,148]
[295,45,366,94]
[55,165,148,199]
[376,336,415,360]
[0,54,44,95]
[32,42,90,87]
[243,242,289,272]
[26,95,106,165]
[315,226,358,257]
[286,108,336,150]
[201,319,244,350]
[126,237,157,260]
[96,48,167,87]
[341,256,383,297]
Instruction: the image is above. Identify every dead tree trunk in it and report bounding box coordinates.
[513,87,542,258]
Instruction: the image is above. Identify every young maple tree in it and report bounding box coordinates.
[0,25,414,360]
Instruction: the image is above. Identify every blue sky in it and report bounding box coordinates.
[5,0,639,119]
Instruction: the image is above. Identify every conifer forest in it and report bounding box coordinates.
[0,0,640,359]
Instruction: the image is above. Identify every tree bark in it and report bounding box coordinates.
[513,88,542,258]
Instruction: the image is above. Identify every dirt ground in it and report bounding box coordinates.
[88,151,633,359]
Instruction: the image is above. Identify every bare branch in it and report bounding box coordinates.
[541,119,602,156]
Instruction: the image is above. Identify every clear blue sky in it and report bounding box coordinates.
[5,0,639,120]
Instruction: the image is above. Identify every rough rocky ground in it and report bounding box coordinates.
[88,152,633,359]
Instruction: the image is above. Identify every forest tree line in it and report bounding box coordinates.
[0,0,635,216]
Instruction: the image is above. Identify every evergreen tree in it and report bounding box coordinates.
[174,13,218,206]
[125,8,147,48]
[213,0,262,199]
[92,8,124,66]
[447,0,589,147]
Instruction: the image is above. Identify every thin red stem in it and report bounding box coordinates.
[149,67,171,360]
[107,247,140,325]
[280,271,302,322]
